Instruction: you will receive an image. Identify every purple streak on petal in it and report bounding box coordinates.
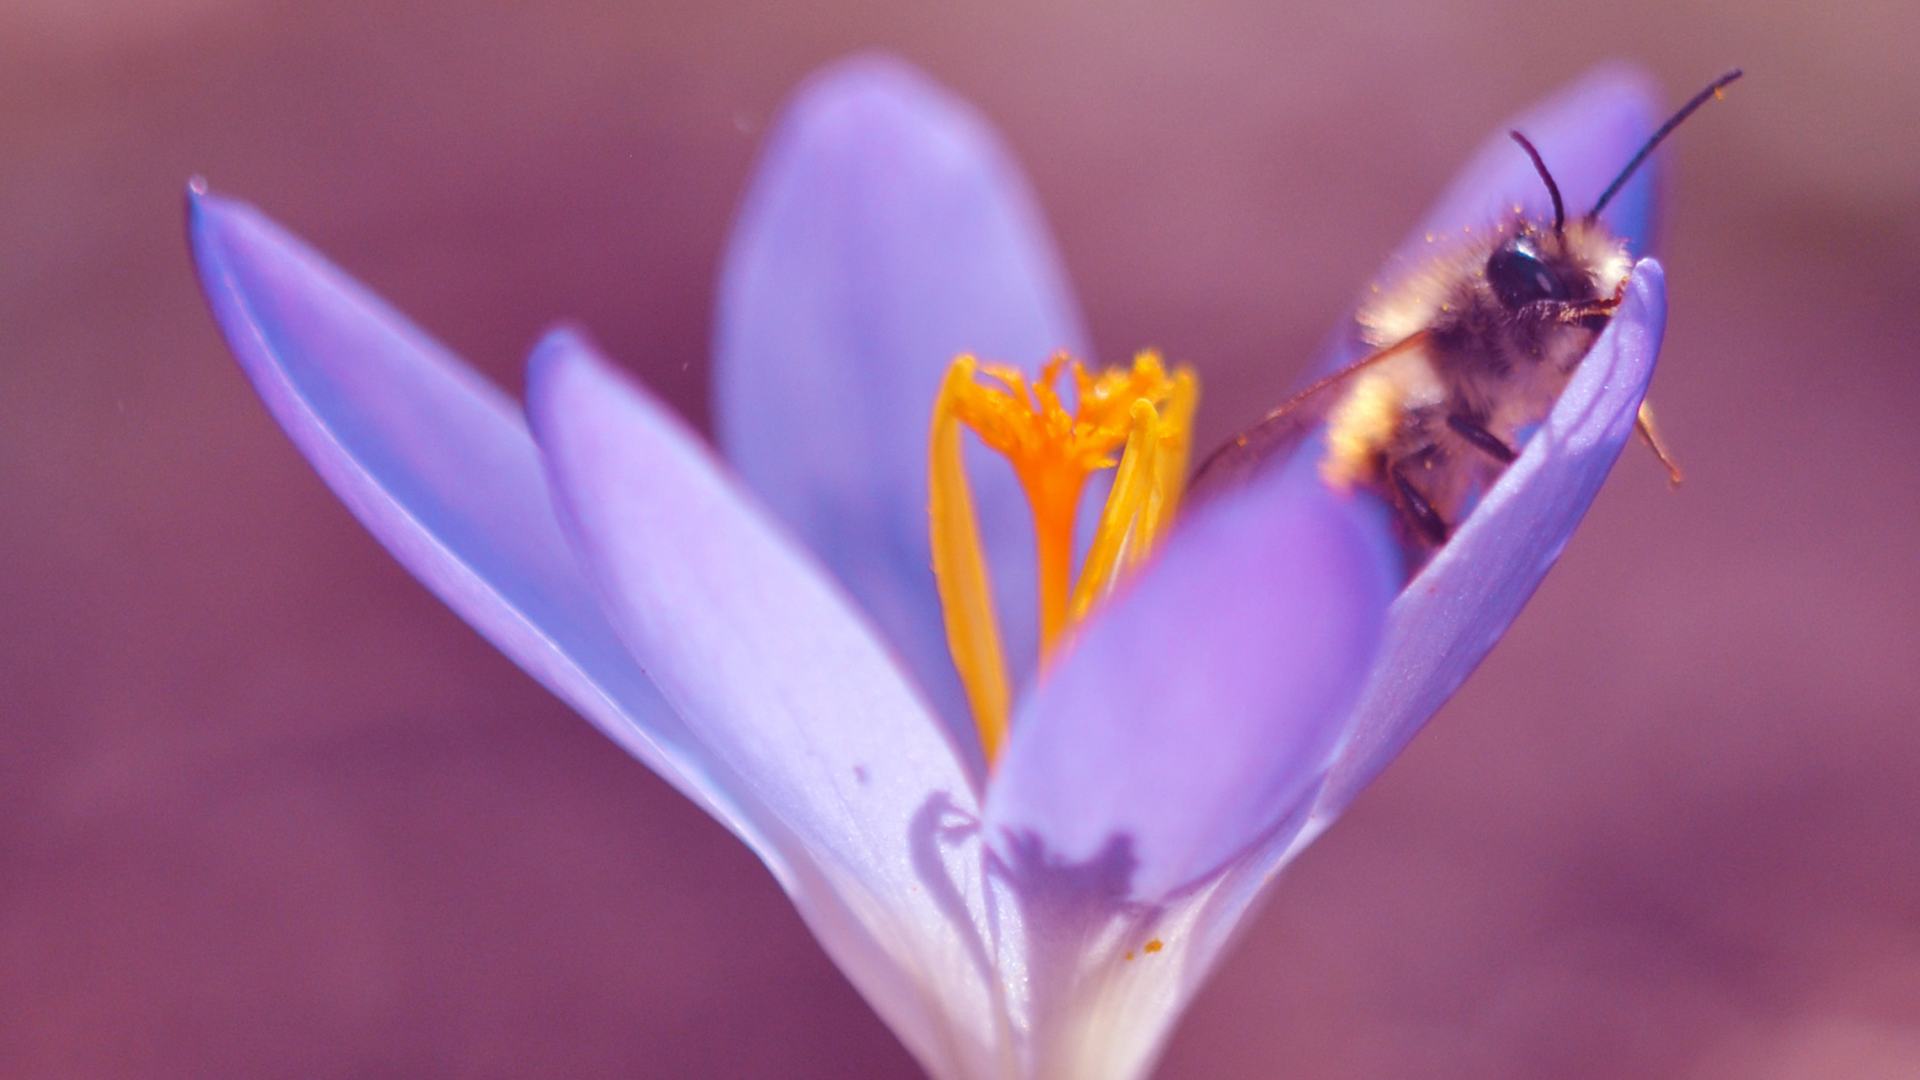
[715,54,1090,752]
[186,187,785,866]
[983,454,1398,903]
[1308,260,1668,823]
[524,332,1007,1074]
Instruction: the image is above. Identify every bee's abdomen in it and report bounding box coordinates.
[1321,354,1445,490]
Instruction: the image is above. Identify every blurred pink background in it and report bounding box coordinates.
[4,2,1917,1077]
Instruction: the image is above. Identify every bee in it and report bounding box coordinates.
[1191,70,1741,550]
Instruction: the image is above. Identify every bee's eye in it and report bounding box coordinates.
[1486,239,1570,308]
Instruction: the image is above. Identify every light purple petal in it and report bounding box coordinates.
[186,186,784,866]
[715,54,1089,753]
[1307,259,1668,823]
[982,453,1399,903]
[524,331,1004,1075]
[193,189,1008,1074]
[1411,63,1662,260]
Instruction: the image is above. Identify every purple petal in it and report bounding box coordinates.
[715,54,1089,751]
[982,453,1399,902]
[1411,64,1663,258]
[191,192,1008,1071]
[186,186,781,862]
[1308,259,1668,822]
[524,332,1006,1073]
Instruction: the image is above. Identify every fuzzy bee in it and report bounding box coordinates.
[1192,70,1740,549]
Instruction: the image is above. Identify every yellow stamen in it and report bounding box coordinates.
[927,350,1198,765]
[929,359,1013,762]
[1069,399,1159,622]
[1138,368,1197,562]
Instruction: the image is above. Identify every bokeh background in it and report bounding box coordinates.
[4,1,1917,1077]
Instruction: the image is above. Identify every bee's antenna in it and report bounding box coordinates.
[1508,131,1564,234]
[1588,68,1743,221]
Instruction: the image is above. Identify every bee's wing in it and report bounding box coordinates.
[1187,331,1429,504]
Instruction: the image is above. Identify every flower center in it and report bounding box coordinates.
[928,351,1198,765]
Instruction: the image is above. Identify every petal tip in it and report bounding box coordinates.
[1613,257,1669,353]
[522,325,678,469]
[791,50,946,116]
[186,188,283,362]
[184,178,221,274]
[1631,255,1667,294]
[184,182,252,245]
[1622,256,1669,369]
[528,322,597,368]
[184,183,234,262]
[184,186,289,308]
[524,324,611,431]
[776,51,983,160]
[1566,59,1662,108]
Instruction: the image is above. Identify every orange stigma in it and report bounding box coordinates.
[928,351,1197,764]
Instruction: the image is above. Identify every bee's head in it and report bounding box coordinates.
[1491,131,1599,310]
[1484,228,1608,310]
[1489,68,1741,314]
[1487,233,1577,309]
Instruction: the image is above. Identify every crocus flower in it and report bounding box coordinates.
[188,55,1667,1079]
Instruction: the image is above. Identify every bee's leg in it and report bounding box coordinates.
[1446,414,1517,464]
[1634,401,1685,486]
[1387,462,1450,545]
[1556,296,1622,325]
[1554,278,1631,326]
